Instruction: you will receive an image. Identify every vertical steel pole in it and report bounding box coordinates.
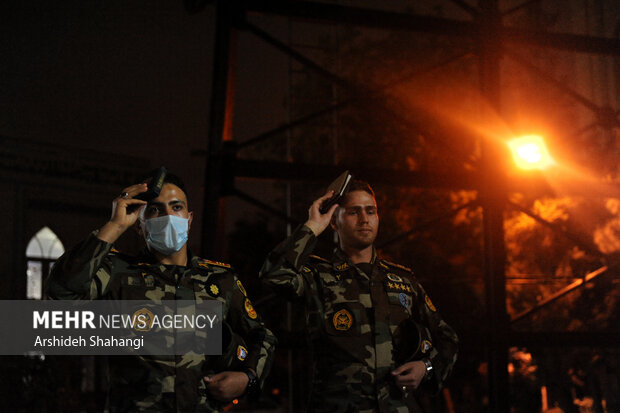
[478,0,510,412]
[201,0,237,258]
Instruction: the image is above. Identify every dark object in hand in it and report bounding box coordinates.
[136,167,167,202]
[392,318,433,365]
[319,171,353,214]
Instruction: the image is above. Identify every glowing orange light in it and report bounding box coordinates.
[272,388,280,395]
[232,399,239,405]
[508,135,554,170]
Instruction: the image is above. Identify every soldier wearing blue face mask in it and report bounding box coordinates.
[46,171,276,412]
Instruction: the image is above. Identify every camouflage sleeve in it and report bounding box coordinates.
[259,224,318,299]
[226,274,276,387]
[414,281,459,392]
[45,231,114,300]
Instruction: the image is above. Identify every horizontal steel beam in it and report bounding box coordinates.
[232,158,483,189]
[509,331,620,347]
[230,159,563,195]
[241,0,620,56]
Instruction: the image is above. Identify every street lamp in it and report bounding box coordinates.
[508,135,554,170]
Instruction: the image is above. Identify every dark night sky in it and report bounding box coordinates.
[0,1,291,252]
[1,0,617,254]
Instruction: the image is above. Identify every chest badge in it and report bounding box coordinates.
[132,307,154,332]
[398,293,411,308]
[333,309,353,331]
[335,262,349,271]
[244,298,258,319]
[387,273,403,283]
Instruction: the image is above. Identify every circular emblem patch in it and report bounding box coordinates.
[387,273,403,283]
[236,280,247,296]
[425,295,436,312]
[244,298,257,319]
[209,284,220,297]
[237,345,248,361]
[398,293,410,308]
[333,309,353,331]
[132,307,154,332]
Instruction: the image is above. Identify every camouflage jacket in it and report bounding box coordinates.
[260,225,458,413]
[46,232,276,413]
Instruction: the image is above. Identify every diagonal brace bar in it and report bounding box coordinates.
[507,200,604,258]
[511,265,609,323]
[378,200,478,248]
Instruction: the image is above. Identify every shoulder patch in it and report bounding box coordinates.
[381,260,413,273]
[203,259,231,269]
[236,280,248,297]
[425,294,437,312]
[309,254,330,264]
[244,298,258,319]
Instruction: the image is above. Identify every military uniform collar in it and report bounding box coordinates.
[332,247,378,271]
[134,248,196,280]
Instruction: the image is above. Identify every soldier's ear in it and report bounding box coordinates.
[329,210,339,231]
[133,220,143,237]
[188,211,193,231]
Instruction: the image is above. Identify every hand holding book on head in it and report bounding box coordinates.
[305,171,353,236]
[319,171,352,214]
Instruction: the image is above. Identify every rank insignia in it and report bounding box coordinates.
[209,284,220,297]
[422,340,432,353]
[335,263,349,271]
[237,345,248,361]
[197,261,209,268]
[383,260,413,273]
[398,293,410,308]
[236,280,247,296]
[333,309,353,331]
[244,299,257,319]
[205,260,231,268]
[425,295,437,312]
[309,254,330,263]
[387,273,403,283]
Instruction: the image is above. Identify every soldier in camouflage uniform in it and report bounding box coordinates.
[46,172,276,412]
[260,180,458,412]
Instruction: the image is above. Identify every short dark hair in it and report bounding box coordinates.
[341,179,375,204]
[162,172,186,194]
[344,179,375,199]
[139,168,187,194]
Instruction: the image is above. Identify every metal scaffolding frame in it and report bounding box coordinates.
[200,1,620,411]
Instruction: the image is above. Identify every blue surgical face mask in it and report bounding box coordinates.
[141,215,189,256]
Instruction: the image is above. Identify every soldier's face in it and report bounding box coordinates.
[331,190,379,250]
[141,183,193,228]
